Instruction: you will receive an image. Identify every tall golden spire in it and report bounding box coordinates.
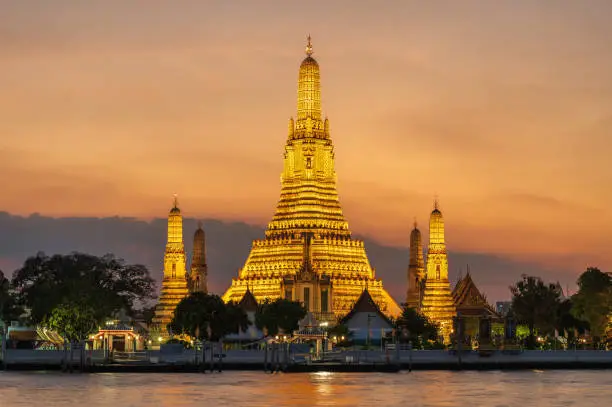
[421,198,456,342]
[167,195,183,245]
[152,196,190,340]
[271,35,347,237]
[222,38,401,320]
[429,198,445,247]
[296,35,322,127]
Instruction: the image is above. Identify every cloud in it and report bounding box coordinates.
[0,212,589,304]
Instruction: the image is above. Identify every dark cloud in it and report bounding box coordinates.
[0,212,580,304]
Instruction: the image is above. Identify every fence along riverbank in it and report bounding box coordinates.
[3,345,612,372]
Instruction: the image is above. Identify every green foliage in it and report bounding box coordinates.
[255,298,307,337]
[571,267,612,339]
[395,306,439,343]
[11,252,156,325]
[556,298,587,335]
[0,270,22,323]
[510,275,561,348]
[169,292,250,341]
[45,303,97,342]
[515,324,530,340]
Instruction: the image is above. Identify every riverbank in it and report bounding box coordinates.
[3,349,612,372]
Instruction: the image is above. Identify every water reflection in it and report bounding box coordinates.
[1,370,611,406]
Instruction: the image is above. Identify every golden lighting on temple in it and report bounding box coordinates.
[420,200,456,341]
[222,37,401,320]
[151,195,190,338]
[406,220,425,309]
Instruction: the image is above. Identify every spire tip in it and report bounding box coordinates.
[305,34,313,57]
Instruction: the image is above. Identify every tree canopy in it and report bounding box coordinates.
[169,292,249,341]
[11,252,156,326]
[510,275,561,347]
[396,306,439,343]
[571,267,612,340]
[45,303,98,342]
[255,298,307,337]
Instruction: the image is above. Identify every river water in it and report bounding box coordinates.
[1,370,610,406]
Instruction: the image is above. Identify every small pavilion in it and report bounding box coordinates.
[91,320,144,352]
[452,271,501,342]
[292,312,327,357]
[340,289,394,346]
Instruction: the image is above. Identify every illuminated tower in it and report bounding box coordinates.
[406,220,425,309]
[190,221,208,293]
[420,200,456,341]
[152,196,190,338]
[222,37,401,320]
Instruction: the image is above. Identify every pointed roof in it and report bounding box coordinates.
[452,271,498,317]
[239,289,258,312]
[340,289,393,326]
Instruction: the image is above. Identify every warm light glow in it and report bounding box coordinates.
[151,198,190,339]
[421,203,456,342]
[221,38,401,319]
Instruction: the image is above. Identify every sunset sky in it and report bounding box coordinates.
[1,1,611,294]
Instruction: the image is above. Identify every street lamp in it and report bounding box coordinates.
[366,314,376,349]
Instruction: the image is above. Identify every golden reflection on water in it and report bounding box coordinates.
[1,370,612,406]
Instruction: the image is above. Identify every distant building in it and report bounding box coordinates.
[406,221,425,310]
[496,301,512,317]
[190,221,208,293]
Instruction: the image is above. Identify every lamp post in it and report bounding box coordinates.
[366,314,375,350]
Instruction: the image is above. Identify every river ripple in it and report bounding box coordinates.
[1,370,611,406]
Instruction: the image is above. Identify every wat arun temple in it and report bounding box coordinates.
[151,37,502,341]
[221,38,402,321]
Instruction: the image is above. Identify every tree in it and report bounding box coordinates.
[396,307,439,345]
[556,298,587,339]
[571,267,612,342]
[169,292,249,341]
[255,299,307,337]
[45,303,98,343]
[510,275,561,348]
[11,252,156,326]
[225,301,251,336]
[0,270,22,324]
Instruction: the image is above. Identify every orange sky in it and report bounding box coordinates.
[1,1,611,274]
